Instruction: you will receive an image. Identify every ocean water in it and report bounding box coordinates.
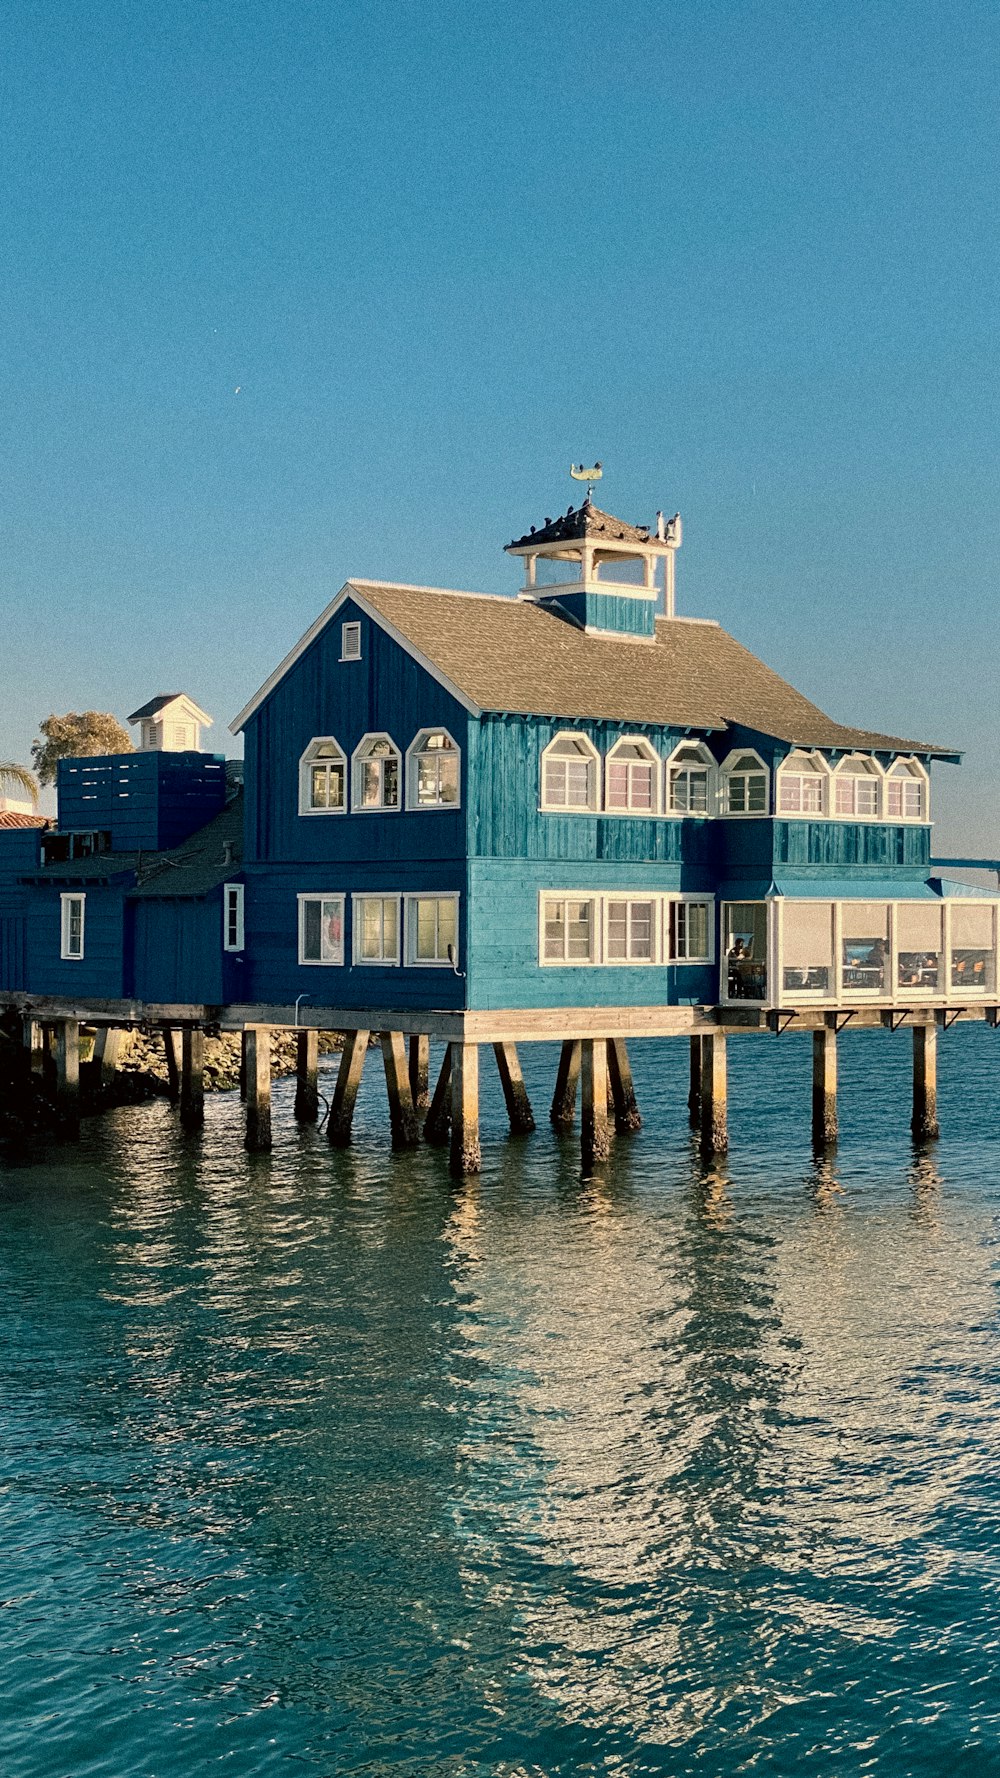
[2,1025,1000,1778]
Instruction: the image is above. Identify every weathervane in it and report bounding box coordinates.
[570,460,603,500]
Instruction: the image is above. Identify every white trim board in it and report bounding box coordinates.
[230,581,486,733]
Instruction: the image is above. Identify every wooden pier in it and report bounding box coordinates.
[3,992,996,1176]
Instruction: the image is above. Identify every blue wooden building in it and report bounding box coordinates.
[2,488,998,1168]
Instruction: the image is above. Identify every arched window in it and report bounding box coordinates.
[886,757,928,822]
[352,733,401,811]
[833,755,882,819]
[406,728,460,809]
[777,750,830,816]
[605,737,659,814]
[540,732,600,812]
[299,737,347,815]
[721,750,769,816]
[666,741,715,816]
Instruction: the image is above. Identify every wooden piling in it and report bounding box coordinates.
[811,1022,838,1147]
[381,1032,421,1149]
[699,1031,728,1156]
[550,1039,581,1131]
[408,1035,430,1112]
[239,1029,248,1101]
[180,1026,205,1131]
[162,1026,182,1103]
[493,1041,536,1134]
[607,1038,641,1133]
[92,1026,122,1097]
[581,1038,611,1168]
[688,1035,703,1127]
[424,1046,452,1147]
[450,1042,481,1176]
[244,1027,272,1151]
[54,1019,80,1137]
[327,1028,369,1147]
[294,1028,319,1123]
[912,1021,940,1141]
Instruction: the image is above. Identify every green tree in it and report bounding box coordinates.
[31,711,133,787]
[0,763,39,806]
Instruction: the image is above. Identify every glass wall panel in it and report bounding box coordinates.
[724,903,767,1000]
[841,902,889,992]
[897,902,943,991]
[782,901,834,994]
[951,904,995,992]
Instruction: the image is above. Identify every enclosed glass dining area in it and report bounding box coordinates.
[722,896,999,1007]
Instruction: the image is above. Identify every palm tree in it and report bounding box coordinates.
[0,763,39,808]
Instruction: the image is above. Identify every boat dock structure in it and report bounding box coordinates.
[2,488,998,1172]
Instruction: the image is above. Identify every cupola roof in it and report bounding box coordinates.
[508,497,654,550]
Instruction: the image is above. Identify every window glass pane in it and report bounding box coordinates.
[303,899,321,961]
[361,761,381,806]
[684,901,709,959]
[416,757,437,803]
[802,775,824,811]
[566,900,593,960]
[361,899,382,958]
[437,756,459,803]
[607,902,628,959]
[383,758,399,806]
[416,898,437,959]
[310,765,329,808]
[725,903,767,998]
[630,901,653,959]
[383,898,398,956]
[606,762,629,808]
[630,764,653,810]
[783,901,833,993]
[904,781,922,818]
[438,897,457,957]
[728,776,747,813]
[747,775,767,813]
[841,902,889,991]
[543,900,565,960]
[835,777,854,814]
[320,898,343,962]
[565,760,591,806]
[545,760,567,806]
[856,778,878,816]
[779,776,801,812]
[951,904,994,990]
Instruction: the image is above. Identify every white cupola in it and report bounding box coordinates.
[127,693,213,753]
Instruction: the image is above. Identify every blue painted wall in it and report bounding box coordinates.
[130,893,239,1005]
[23,880,130,999]
[58,752,227,851]
[537,589,657,637]
[0,832,41,991]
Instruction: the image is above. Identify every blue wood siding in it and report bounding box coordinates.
[130,895,231,1005]
[24,884,128,999]
[242,598,470,868]
[57,753,227,850]
[774,819,930,870]
[466,859,716,1010]
[537,590,657,636]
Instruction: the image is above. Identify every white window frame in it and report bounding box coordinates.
[885,757,929,823]
[404,893,460,967]
[298,737,348,817]
[775,750,831,818]
[832,753,884,821]
[341,621,362,661]
[352,893,402,966]
[720,748,770,818]
[60,892,85,961]
[538,893,599,965]
[604,895,660,964]
[540,731,601,813]
[604,736,661,816]
[297,893,346,966]
[665,895,715,964]
[405,728,462,812]
[223,882,244,952]
[665,739,717,818]
[352,733,402,814]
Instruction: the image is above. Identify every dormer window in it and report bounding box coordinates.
[834,755,881,818]
[605,737,659,814]
[722,751,769,816]
[341,621,362,661]
[299,738,347,814]
[353,733,401,811]
[667,741,715,816]
[886,758,928,821]
[777,750,829,816]
[541,732,600,812]
[407,729,460,809]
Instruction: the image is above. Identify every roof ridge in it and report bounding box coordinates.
[348,578,512,604]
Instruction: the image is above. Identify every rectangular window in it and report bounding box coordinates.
[951,903,995,993]
[406,894,458,966]
[897,902,943,992]
[841,902,890,993]
[60,893,85,960]
[606,898,655,962]
[298,894,345,965]
[544,757,593,809]
[670,899,711,962]
[541,896,596,964]
[724,902,768,1000]
[887,777,924,820]
[354,895,400,965]
[223,883,244,952]
[782,900,834,995]
[341,621,362,660]
[779,774,824,814]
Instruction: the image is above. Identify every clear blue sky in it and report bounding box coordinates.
[2,0,998,849]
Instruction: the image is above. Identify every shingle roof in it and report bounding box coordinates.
[128,694,185,722]
[509,498,653,549]
[130,794,243,898]
[348,582,955,756]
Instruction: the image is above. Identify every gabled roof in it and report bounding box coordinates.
[230,579,957,758]
[508,498,653,550]
[128,693,213,726]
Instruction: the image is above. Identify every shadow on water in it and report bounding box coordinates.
[1,1029,1000,1774]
